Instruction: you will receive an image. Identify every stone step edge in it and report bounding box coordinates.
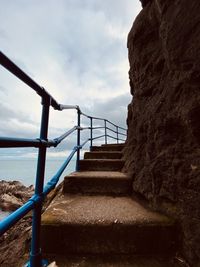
[79,159,124,162]
[64,171,130,178]
[84,151,122,155]
[41,253,178,267]
[101,143,125,146]
[63,172,132,195]
[79,159,124,171]
[91,146,124,152]
[84,152,123,159]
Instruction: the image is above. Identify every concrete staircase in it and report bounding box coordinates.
[41,144,179,266]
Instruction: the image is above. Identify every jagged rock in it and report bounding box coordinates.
[124,0,200,266]
[0,193,23,211]
[0,182,63,267]
[0,180,34,211]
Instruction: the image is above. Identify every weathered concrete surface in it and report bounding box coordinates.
[44,254,180,267]
[41,145,179,265]
[79,159,124,171]
[41,193,177,255]
[124,0,200,265]
[91,144,125,152]
[64,171,132,195]
[80,145,125,171]
[84,151,122,159]
[101,143,125,148]
[67,146,130,195]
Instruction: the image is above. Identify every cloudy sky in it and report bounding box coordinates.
[0,0,141,158]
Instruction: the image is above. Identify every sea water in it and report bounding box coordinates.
[0,158,76,220]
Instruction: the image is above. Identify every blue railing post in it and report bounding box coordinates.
[76,108,81,171]
[27,95,51,267]
[116,126,119,144]
[0,51,128,267]
[104,119,107,144]
[90,117,93,150]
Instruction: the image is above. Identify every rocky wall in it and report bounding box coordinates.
[124,0,200,265]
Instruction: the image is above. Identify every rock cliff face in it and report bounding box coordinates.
[124,0,200,265]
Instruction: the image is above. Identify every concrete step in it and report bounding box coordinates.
[84,151,122,159]
[41,194,177,255]
[44,254,179,267]
[91,144,125,152]
[63,171,132,195]
[101,143,125,147]
[79,159,124,171]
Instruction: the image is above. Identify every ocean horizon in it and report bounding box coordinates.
[0,157,76,220]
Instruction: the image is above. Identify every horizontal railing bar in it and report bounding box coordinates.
[91,134,105,141]
[107,134,122,140]
[86,126,129,132]
[0,137,56,148]
[0,130,126,148]
[85,116,126,131]
[82,127,121,133]
[75,126,104,131]
[91,116,105,121]
[106,126,118,134]
[81,115,126,132]
[79,127,90,130]
[80,126,104,131]
[107,134,125,141]
[0,51,60,110]
[106,120,127,131]
[0,195,41,235]
[61,105,126,133]
[43,148,77,196]
[118,128,127,132]
[81,112,104,121]
[117,132,127,136]
[106,127,126,136]
[81,113,126,131]
[92,126,105,130]
[59,104,79,110]
[106,120,119,128]
[80,139,90,148]
[54,126,77,144]
[80,112,91,119]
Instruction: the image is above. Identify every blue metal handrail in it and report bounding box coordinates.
[0,51,127,267]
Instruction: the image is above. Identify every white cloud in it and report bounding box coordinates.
[0,0,141,157]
